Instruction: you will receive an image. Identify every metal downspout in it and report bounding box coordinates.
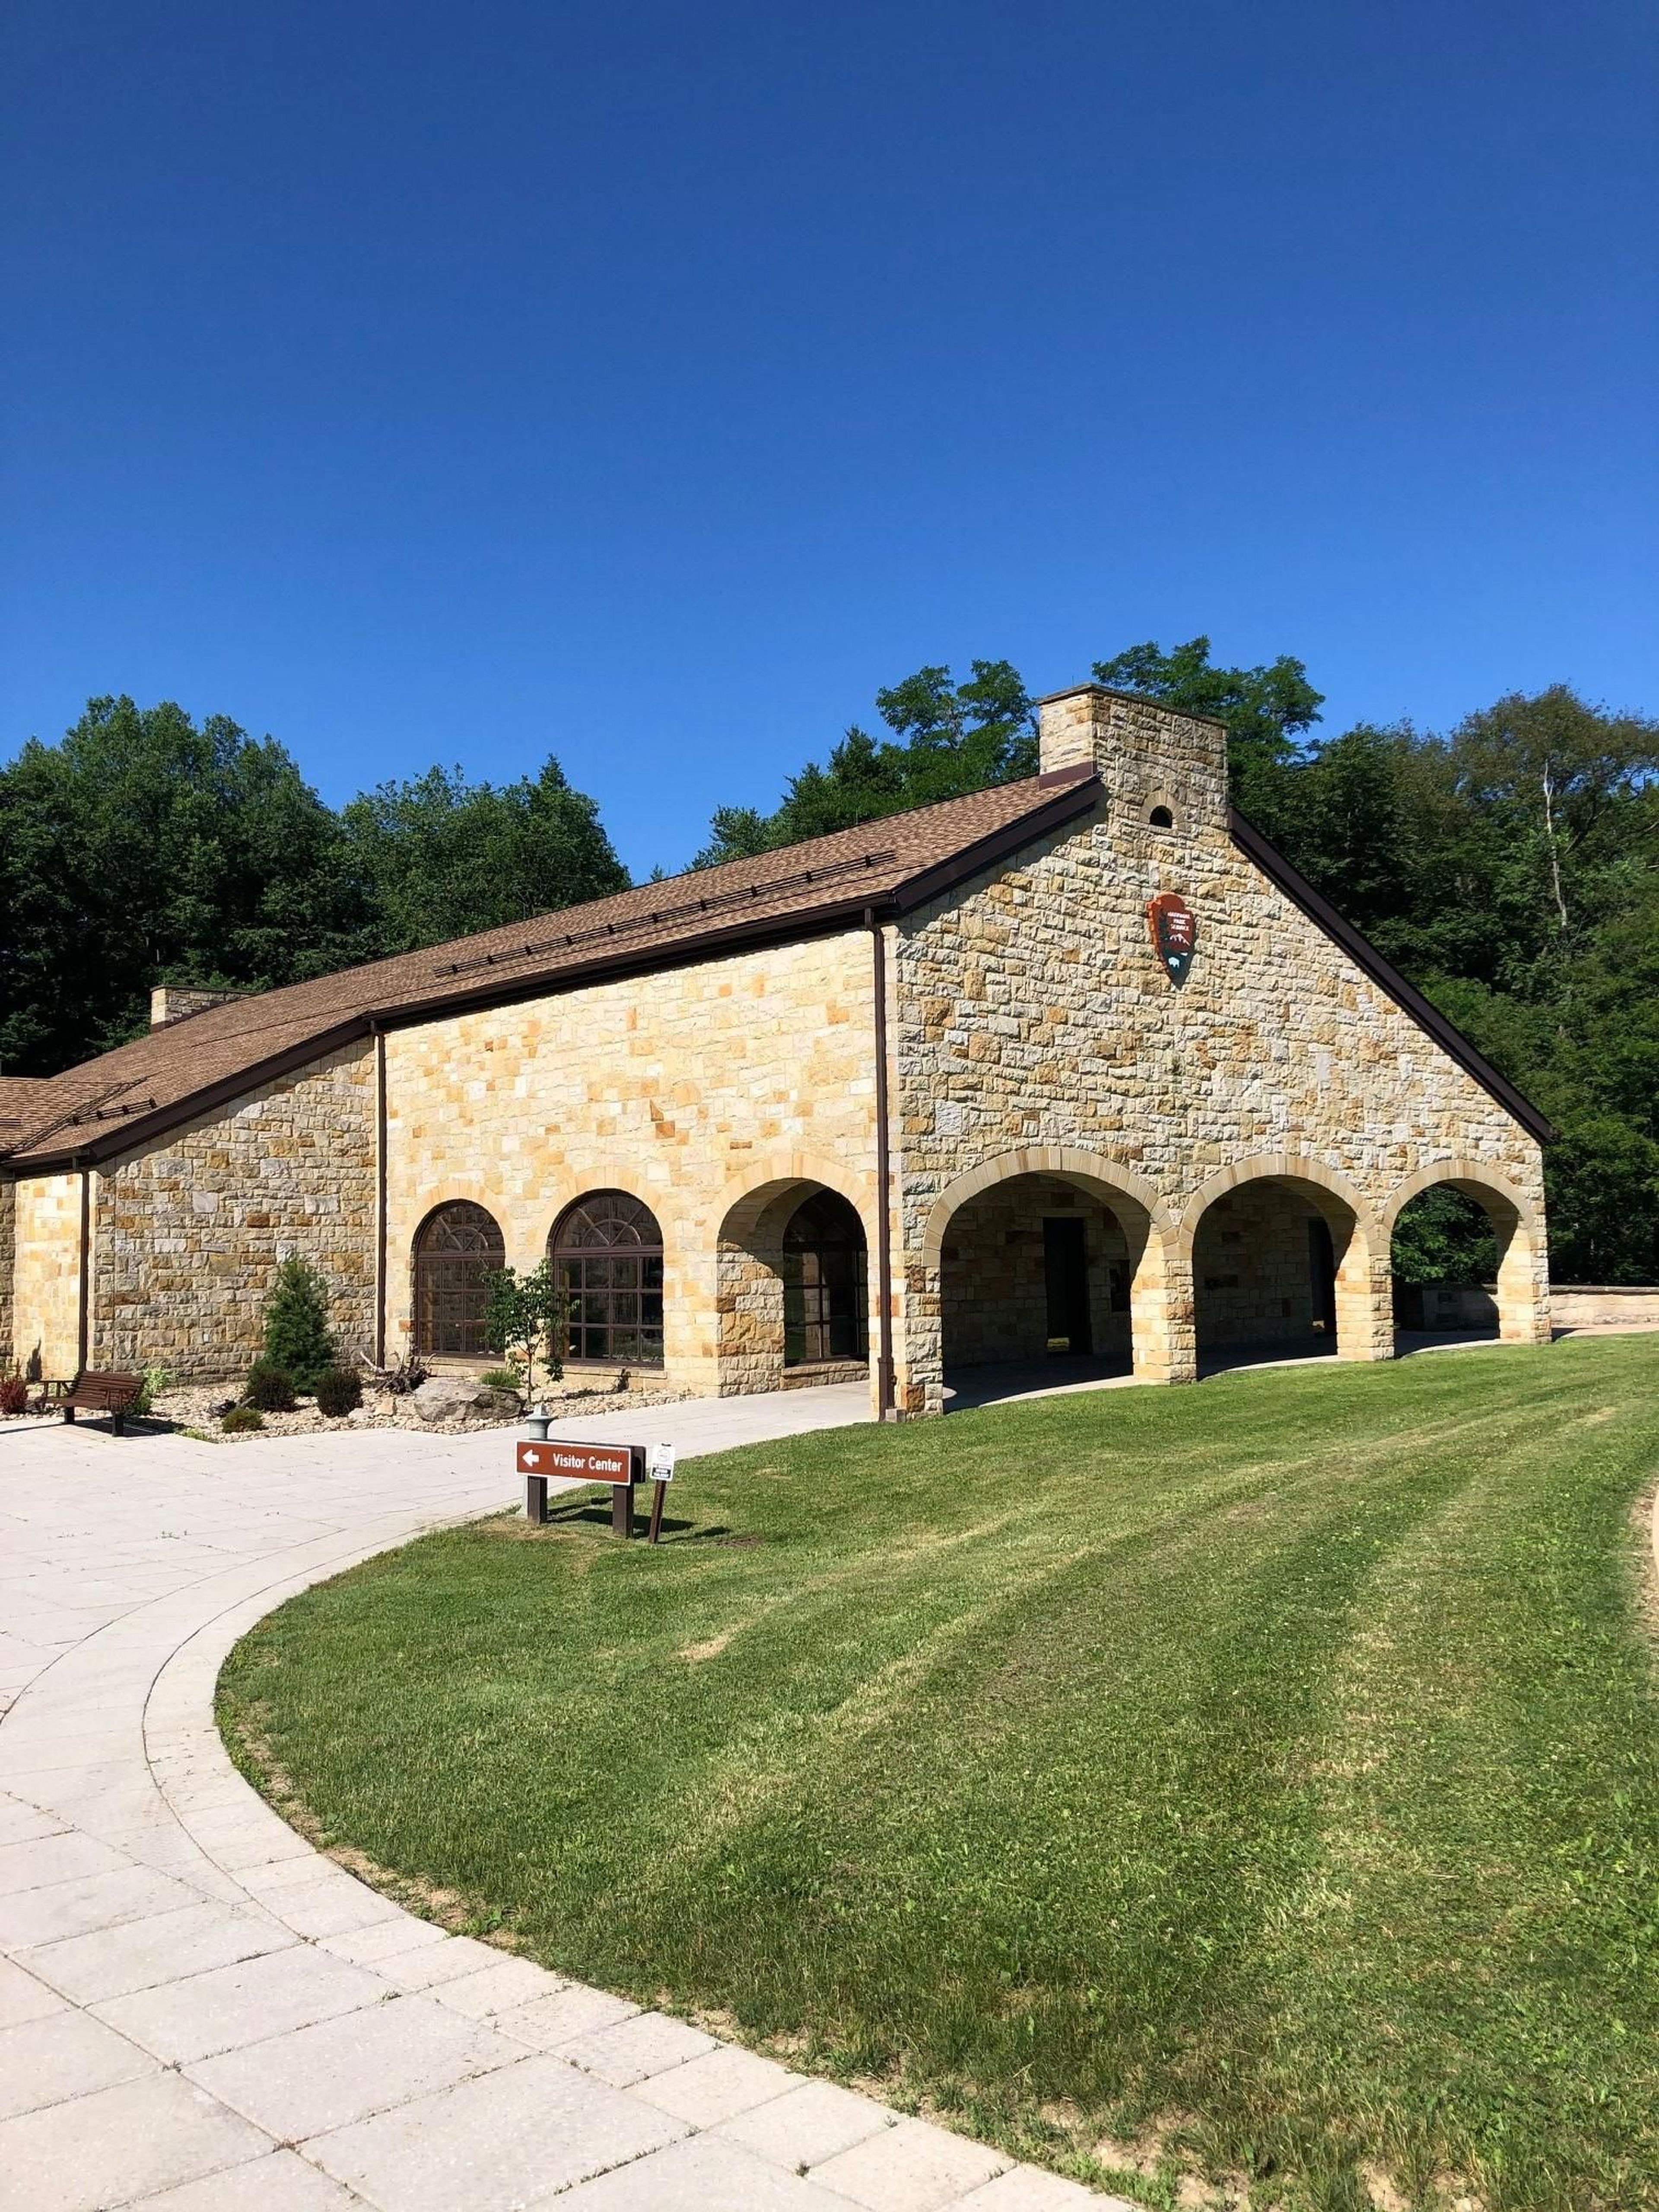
[868,909,896,1420]
[373,1026,388,1370]
[77,1158,91,1374]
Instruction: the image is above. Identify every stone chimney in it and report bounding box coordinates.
[149,985,248,1030]
[1037,684,1229,836]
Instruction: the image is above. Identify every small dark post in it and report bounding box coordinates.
[525,1474,548,1526]
[648,1480,667,1545]
[611,1481,635,1538]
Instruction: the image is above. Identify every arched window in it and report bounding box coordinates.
[782,1191,868,1367]
[413,1202,505,1359]
[550,1191,664,1368]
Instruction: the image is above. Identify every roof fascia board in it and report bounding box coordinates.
[888,771,1099,914]
[9,1021,374,1173]
[11,787,1099,1173]
[7,896,901,1172]
[1229,807,1555,1144]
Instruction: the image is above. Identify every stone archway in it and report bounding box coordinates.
[1179,1156,1390,1370]
[715,1162,877,1399]
[1384,1158,1549,1347]
[915,1146,1188,1412]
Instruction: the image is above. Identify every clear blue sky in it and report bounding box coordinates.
[4,1,1655,877]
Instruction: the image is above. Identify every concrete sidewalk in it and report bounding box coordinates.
[0,1390,1119,2210]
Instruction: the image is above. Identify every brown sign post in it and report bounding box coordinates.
[518,1439,644,1535]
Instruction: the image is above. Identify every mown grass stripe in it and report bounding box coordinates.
[220,1337,1659,2211]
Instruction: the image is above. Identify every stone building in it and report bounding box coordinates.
[0,688,1553,1414]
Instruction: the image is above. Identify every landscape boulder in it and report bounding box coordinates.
[410,1377,521,1425]
[410,1377,470,1424]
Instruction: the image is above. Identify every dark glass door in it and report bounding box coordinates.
[1043,1217,1092,1355]
[1308,1217,1338,1336]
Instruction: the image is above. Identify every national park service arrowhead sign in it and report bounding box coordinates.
[1146,893,1197,985]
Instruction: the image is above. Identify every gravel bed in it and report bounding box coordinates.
[150,1373,690,1442]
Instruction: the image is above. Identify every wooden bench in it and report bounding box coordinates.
[46,1371,143,1434]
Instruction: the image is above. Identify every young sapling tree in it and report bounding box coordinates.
[483,1261,567,1405]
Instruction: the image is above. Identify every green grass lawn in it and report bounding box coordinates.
[218,1337,1659,2212]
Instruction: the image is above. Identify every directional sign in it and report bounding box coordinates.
[517,1440,633,1484]
[521,1438,645,1537]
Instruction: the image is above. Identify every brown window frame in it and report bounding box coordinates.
[549,1190,665,1369]
[413,1201,505,1360]
[781,1190,869,1367]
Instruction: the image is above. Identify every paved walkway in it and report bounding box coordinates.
[0,1389,1116,2212]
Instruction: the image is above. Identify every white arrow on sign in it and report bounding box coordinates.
[524,1449,541,1467]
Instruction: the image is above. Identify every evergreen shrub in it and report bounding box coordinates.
[221,1406,265,1434]
[315,1368,363,1418]
[262,1259,335,1390]
[245,1360,296,1412]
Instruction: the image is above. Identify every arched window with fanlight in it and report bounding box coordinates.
[413,1201,505,1359]
[549,1191,664,1368]
[782,1190,868,1367]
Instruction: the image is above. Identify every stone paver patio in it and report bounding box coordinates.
[0,1389,1124,2210]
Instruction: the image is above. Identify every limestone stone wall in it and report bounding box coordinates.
[891,702,1548,1410]
[381,931,882,1398]
[939,1173,1129,1367]
[1551,1286,1659,1329]
[0,1176,15,1370]
[91,1043,375,1382]
[11,1173,83,1379]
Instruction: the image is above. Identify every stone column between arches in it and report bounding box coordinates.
[1129,1230,1197,1386]
[1332,1224,1396,1362]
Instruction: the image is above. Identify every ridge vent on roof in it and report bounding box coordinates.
[436,847,899,979]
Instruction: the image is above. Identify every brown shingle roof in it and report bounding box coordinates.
[1,767,1100,1170]
[0,1077,49,1137]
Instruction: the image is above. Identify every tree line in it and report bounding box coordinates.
[3,645,1654,1281]
[0,696,628,1077]
[693,643,1659,1285]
